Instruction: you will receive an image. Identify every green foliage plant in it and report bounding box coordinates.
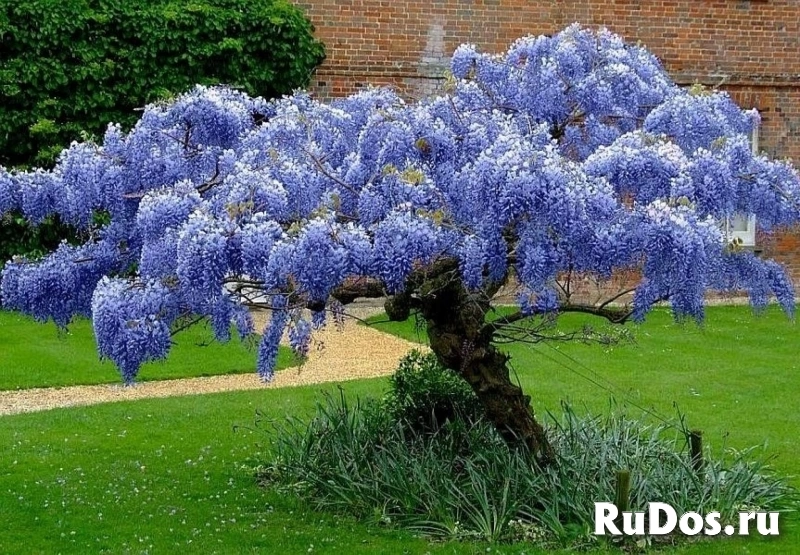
[384,349,484,432]
[0,0,324,262]
[263,391,796,549]
[0,0,325,168]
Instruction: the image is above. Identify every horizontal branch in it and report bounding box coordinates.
[225,274,386,311]
[558,304,633,324]
[597,288,637,310]
[330,278,385,304]
[484,302,632,336]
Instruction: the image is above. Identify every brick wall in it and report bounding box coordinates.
[295,0,800,292]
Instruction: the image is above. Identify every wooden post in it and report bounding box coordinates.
[689,430,704,475]
[615,469,631,515]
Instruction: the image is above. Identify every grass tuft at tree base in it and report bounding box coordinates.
[258,356,797,550]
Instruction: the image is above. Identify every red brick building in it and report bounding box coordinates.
[295,0,800,292]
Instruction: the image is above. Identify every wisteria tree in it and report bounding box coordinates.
[2,25,799,464]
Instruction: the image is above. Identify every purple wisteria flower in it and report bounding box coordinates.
[2,26,799,383]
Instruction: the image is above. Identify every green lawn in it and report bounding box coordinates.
[0,311,299,390]
[1,305,799,553]
[0,383,452,555]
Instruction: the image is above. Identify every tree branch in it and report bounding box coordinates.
[196,158,222,194]
[485,301,633,336]
[597,288,637,310]
[330,278,385,304]
[559,304,633,324]
[170,314,206,337]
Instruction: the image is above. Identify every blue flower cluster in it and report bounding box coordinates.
[91,277,179,384]
[257,295,289,381]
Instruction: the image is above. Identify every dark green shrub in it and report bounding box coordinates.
[0,0,324,262]
[385,349,484,432]
[0,0,325,168]
[0,209,112,273]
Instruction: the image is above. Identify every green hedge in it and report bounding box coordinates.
[0,213,75,266]
[0,0,325,168]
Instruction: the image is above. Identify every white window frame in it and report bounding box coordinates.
[724,122,758,247]
[725,213,756,247]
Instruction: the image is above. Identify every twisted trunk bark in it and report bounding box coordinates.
[411,275,555,467]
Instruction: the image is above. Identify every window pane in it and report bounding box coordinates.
[730,213,750,232]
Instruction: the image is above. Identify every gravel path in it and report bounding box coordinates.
[0,303,425,416]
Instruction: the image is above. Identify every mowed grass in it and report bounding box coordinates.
[0,311,299,390]
[0,383,797,554]
[0,305,798,553]
[0,382,464,555]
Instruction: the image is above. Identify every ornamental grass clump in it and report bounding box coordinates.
[260,380,795,549]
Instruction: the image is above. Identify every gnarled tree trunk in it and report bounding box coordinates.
[391,272,555,467]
